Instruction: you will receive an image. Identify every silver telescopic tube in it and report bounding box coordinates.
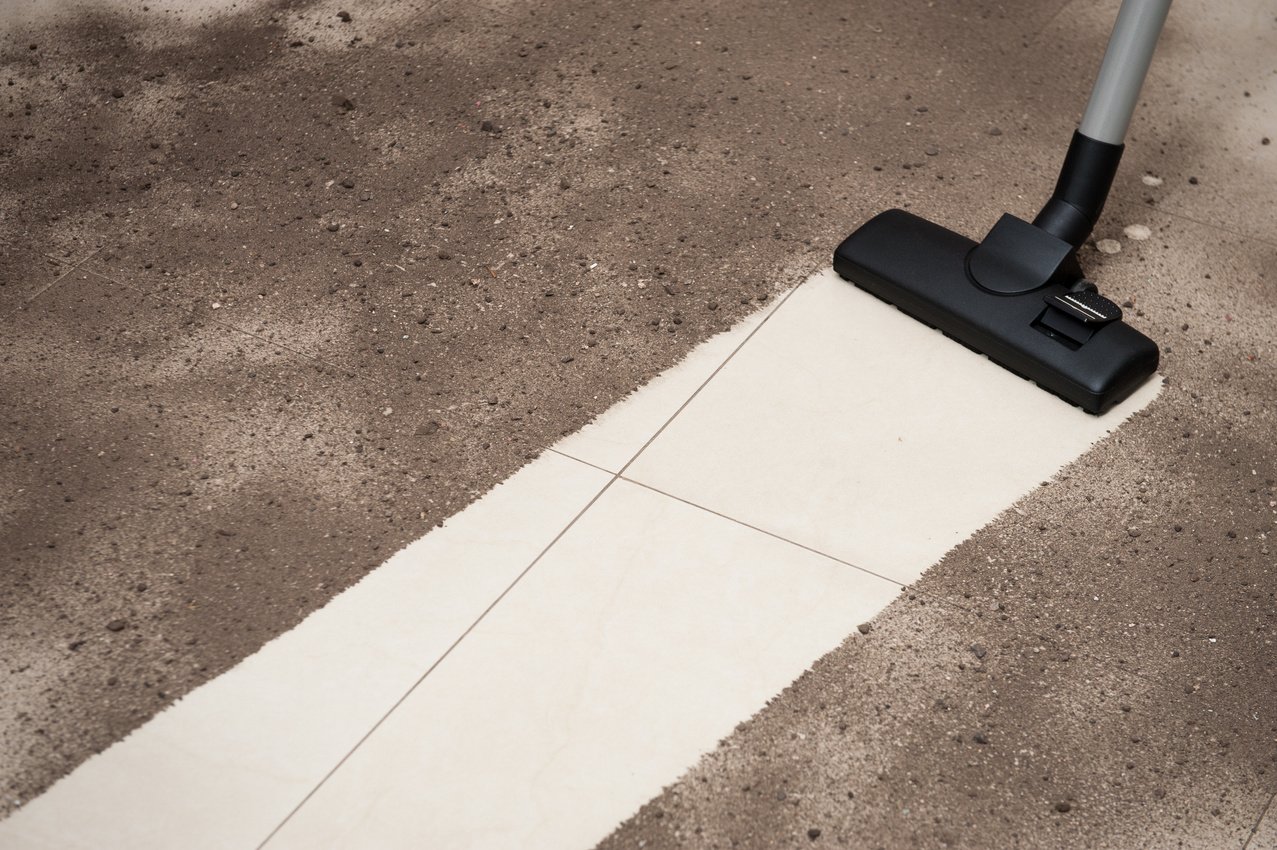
[1078,0,1172,145]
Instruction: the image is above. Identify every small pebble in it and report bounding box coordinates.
[988,127,1002,136]
[1123,224,1151,241]
[1055,801,1072,813]
[924,146,939,156]
[807,828,822,841]
[106,619,127,632]
[326,222,339,232]
[1262,137,1271,146]
[857,622,872,635]
[970,644,987,659]
[337,10,352,22]
[559,176,571,190]
[1096,238,1122,254]
[1188,176,1199,185]
[1141,174,1163,187]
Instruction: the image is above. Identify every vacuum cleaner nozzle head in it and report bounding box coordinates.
[833,209,1158,415]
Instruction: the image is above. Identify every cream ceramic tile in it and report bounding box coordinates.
[264,479,899,850]
[551,298,784,472]
[0,452,611,850]
[624,268,1161,583]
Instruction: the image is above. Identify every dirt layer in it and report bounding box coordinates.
[2,0,1275,842]
[0,0,924,813]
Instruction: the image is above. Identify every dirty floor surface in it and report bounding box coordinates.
[1,0,1275,847]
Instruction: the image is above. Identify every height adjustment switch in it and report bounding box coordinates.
[1045,286,1123,325]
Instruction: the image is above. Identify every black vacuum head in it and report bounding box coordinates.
[833,209,1159,415]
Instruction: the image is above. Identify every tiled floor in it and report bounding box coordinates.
[0,266,1158,849]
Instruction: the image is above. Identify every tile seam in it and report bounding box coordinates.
[256,453,620,848]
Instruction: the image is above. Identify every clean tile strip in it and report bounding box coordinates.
[264,267,1159,848]
[0,262,1160,850]
[256,470,624,847]
[0,455,613,850]
[621,270,1161,585]
[262,479,903,850]
[259,279,807,843]
[617,472,909,588]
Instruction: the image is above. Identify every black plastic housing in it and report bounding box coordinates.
[833,209,1159,414]
[1033,131,1125,248]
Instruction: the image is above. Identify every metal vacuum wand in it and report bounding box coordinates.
[1080,0,1174,145]
[1034,0,1172,249]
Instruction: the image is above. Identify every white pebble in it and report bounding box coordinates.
[1123,224,1152,241]
[1095,239,1122,254]
[382,407,393,416]
[1141,174,1163,187]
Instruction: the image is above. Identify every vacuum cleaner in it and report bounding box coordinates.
[834,0,1171,414]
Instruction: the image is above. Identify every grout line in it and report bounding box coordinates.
[616,475,907,589]
[23,175,179,304]
[554,446,1001,625]
[1131,201,1277,251]
[545,446,616,476]
[23,259,89,304]
[1025,0,1080,47]
[613,292,794,478]
[1243,789,1276,850]
[254,250,887,844]
[612,183,902,481]
[257,453,620,848]
[551,450,990,619]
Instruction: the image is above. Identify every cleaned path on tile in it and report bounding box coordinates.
[0,267,1157,849]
